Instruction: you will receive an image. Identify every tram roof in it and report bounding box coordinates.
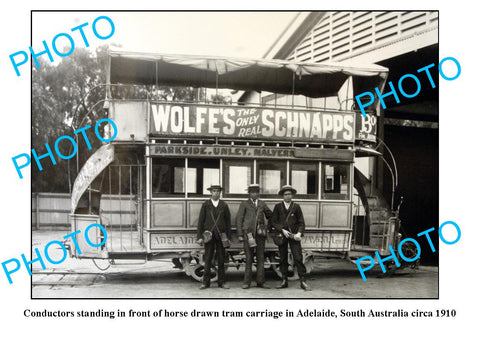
[108,50,389,98]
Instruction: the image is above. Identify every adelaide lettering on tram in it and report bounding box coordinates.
[150,232,348,251]
[151,234,198,249]
[150,103,355,142]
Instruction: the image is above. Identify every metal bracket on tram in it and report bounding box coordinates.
[92,258,111,271]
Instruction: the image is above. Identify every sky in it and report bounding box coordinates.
[32,11,299,59]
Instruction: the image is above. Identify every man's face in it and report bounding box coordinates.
[211,189,221,200]
[249,190,259,200]
[283,191,293,203]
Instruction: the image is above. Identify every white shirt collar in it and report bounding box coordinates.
[211,199,219,207]
[284,201,291,210]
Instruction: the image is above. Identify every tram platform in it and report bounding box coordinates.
[31,229,438,299]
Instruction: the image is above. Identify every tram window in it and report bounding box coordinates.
[223,160,253,197]
[321,163,350,200]
[203,168,220,194]
[290,162,318,198]
[187,159,220,196]
[152,158,185,196]
[257,160,286,196]
[173,167,196,193]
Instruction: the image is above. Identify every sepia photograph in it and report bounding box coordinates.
[29,11,439,299]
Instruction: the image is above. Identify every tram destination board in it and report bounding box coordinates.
[149,144,353,161]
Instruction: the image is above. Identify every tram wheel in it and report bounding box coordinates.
[400,241,420,269]
[304,254,314,274]
[182,257,218,283]
[376,260,397,278]
[181,255,229,283]
[193,264,218,283]
[172,258,183,269]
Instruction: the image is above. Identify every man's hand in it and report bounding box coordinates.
[238,234,244,242]
[196,238,204,246]
[293,232,302,241]
[282,229,290,238]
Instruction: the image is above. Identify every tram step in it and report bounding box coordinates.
[108,252,148,260]
[369,235,389,250]
[366,196,390,211]
[367,196,379,206]
[369,222,389,234]
[369,209,392,220]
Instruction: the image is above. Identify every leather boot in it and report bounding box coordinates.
[276,278,288,289]
[256,283,270,289]
[300,280,312,291]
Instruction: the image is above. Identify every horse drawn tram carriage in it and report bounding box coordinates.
[69,50,411,281]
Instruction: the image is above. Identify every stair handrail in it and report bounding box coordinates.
[379,155,396,211]
[374,136,400,211]
[374,137,398,188]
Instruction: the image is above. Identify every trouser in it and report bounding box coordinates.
[278,237,306,279]
[203,237,226,286]
[243,234,266,285]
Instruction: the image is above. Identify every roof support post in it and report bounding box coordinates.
[291,71,295,108]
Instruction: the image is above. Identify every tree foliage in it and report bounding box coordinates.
[32,46,231,193]
[32,45,109,192]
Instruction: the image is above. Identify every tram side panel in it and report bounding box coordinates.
[148,199,352,254]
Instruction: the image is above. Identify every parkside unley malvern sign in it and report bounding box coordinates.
[150,103,356,143]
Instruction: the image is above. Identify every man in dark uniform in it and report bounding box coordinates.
[235,184,273,289]
[196,185,232,289]
[271,185,311,291]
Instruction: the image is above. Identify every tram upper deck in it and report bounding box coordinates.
[104,50,388,146]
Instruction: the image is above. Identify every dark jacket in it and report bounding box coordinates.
[235,199,272,235]
[271,201,305,236]
[196,199,232,240]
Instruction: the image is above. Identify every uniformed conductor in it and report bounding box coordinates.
[235,184,273,289]
[196,185,232,289]
[271,185,311,291]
